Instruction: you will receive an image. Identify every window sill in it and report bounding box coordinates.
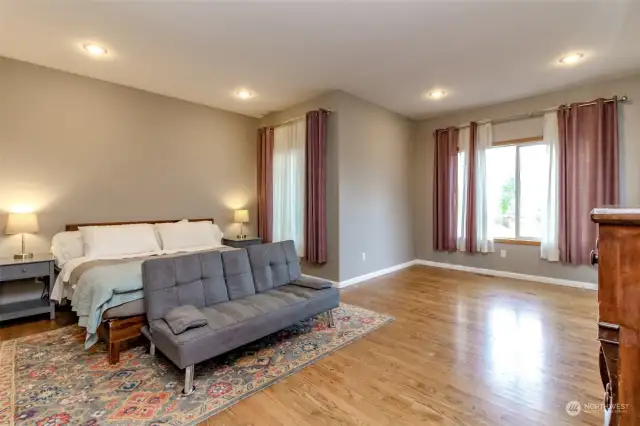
[493,238,541,246]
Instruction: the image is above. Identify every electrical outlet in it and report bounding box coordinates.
[500,249,507,258]
[362,252,366,262]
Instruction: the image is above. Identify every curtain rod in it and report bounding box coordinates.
[268,109,333,129]
[441,95,628,132]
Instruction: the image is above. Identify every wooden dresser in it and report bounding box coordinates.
[591,208,640,425]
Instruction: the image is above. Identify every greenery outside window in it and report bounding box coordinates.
[485,141,546,245]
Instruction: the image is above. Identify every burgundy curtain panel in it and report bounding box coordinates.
[304,110,328,264]
[257,127,274,243]
[558,98,619,265]
[433,127,459,252]
[464,122,478,253]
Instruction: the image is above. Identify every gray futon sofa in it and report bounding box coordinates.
[140,240,339,394]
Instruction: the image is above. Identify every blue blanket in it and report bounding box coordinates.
[70,260,146,349]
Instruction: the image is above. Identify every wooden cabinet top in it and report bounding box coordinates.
[591,207,640,225]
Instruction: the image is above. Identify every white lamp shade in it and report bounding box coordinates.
[234,209,249,223]
[5,213,39,234]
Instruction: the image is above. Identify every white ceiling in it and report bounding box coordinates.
[1,1,639,119]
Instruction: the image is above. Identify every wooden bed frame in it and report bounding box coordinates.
[64,218,215,364]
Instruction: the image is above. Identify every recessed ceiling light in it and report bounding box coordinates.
[559,53,584,65]
[83,43,107,57]
[236,89,254,100]
[427,90,447,100]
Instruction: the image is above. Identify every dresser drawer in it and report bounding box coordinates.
[0,262,50,281]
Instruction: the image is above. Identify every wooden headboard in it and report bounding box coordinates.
[65,218,214,231]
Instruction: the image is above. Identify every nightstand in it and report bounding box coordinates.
[222,237,262,249]
[0,254,55,321]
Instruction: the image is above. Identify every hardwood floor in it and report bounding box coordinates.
[0,265,602,425]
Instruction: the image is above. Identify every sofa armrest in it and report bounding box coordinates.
[163,305,207,335]
[291,276,334,290]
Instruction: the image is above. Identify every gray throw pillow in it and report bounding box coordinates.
[163,305,207,334]
[291,277,333,290]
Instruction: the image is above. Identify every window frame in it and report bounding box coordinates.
[490,136,544,246]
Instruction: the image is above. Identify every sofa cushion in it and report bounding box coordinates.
[143,250,229,322]
[221,249,256,299]
[150,318,214,346]
[278,284,336,300]
[246,241,302,292]
[149,284,335,343]
[199,251,230,305]
[198,290,309,332]
[149,284,340,368]
[163,305,208,334]
[236,291,306,312]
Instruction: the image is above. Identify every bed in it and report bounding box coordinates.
[53,218,228,364]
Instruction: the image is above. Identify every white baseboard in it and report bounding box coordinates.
[414,259,597,290]
[302,260,417,289]
[303,259,597,291]
[338,260,418,288]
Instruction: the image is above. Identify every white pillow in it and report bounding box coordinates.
[156,221,220,250]
[211,224,223,246]
[154,219,188,246]
[80,224,161,258]
[51,231,84,266]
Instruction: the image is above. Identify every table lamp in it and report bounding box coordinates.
[234,209,249,239]
[5,212,39,259]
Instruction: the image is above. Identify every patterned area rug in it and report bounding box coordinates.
[0,303,392,426]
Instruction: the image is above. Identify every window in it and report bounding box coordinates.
[272,119,306,256]
[486,142,547,242]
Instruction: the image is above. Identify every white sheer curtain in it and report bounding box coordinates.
[540,111,560,261]
[272,119,306,256]
[457,127,470,251]
[475,122,494,253]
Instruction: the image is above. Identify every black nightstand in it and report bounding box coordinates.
[222,237,262,249]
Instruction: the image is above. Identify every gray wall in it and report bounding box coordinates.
[336,93,413,281]
[261,91,413,282]
[412,73,640,284]
[4,55,631,290]
[0,57,259,258]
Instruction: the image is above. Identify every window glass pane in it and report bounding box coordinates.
[486,146,516,239]
[518,144,547,239]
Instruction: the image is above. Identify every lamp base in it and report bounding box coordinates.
[14,253,34,260]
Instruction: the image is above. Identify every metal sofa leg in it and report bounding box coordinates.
[183,365,196,395]
[149,342,155,357]
[328,309,336,328]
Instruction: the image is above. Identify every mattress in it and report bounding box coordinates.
[102,297,145,319]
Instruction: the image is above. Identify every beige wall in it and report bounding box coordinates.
[412,73,640,283]
[0,57,259,259]
[261,91,413,282]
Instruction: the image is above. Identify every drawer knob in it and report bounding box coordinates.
[590,250,599,266]
[21,268,27,273]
